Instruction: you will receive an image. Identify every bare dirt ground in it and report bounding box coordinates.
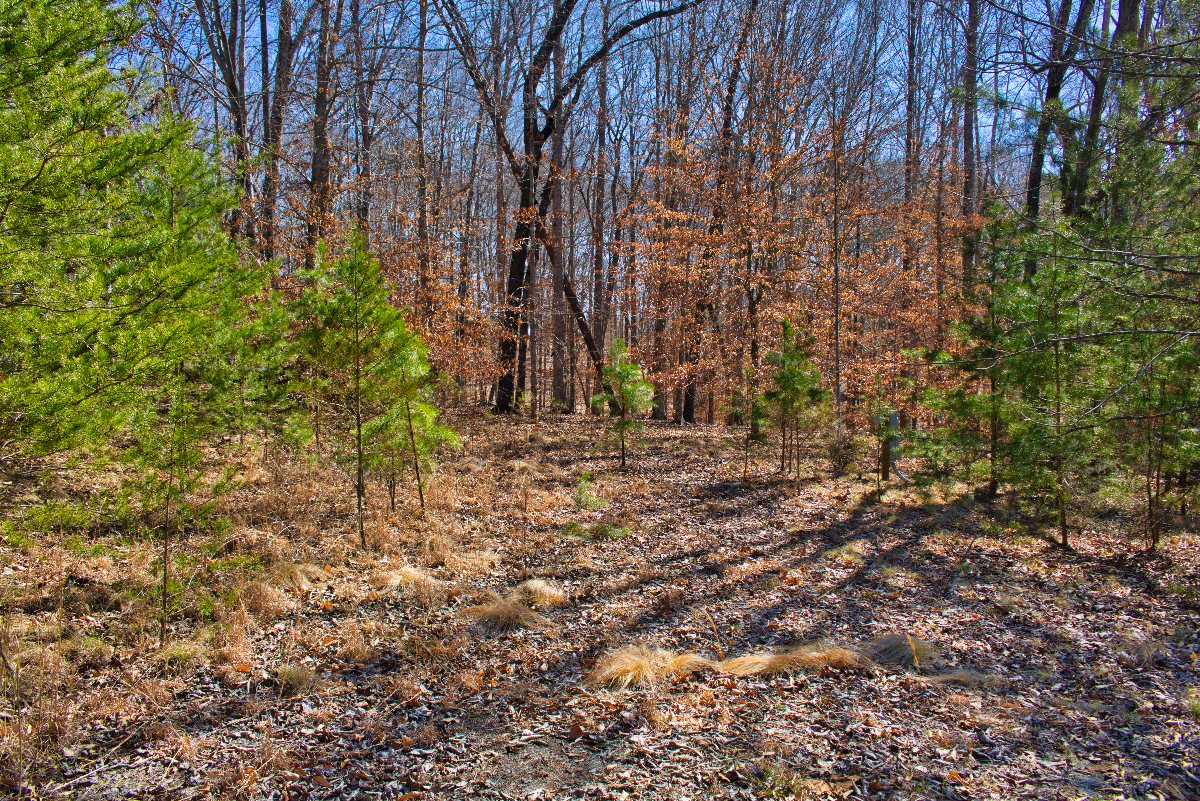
[5,416,1200,799]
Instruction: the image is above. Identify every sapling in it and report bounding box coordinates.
[592,340,654,469]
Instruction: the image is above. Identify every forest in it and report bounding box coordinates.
[0,0,1198,796]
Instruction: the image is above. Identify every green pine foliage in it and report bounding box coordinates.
[938,13,1200,549]
[293,233,455,545]
[0,0,277,647]
[0,0,267,470]
[592,339,654,469]
[764,321,828,482]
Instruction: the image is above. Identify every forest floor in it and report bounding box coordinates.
[4,416,1200,800]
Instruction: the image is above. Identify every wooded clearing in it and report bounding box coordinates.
[7,418,1199,799]
[3,0,1200,796]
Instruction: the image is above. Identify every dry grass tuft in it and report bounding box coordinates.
[665,652,718,677]
[588,646,671,690]
[586,645,715,690]
[274,662,317,697]
[464,595,550,634]
[422,535,454,566]
[207,625,254,686]
[864,632,936,669]
[447,549,501,573]
[272,563,322,593]
[718,652,776,676]
[507,579,569,609]
[720,639,864,676]
[371,566,446,607]
[927,669,996,688]
[337,624,378,664]
[821,540,868,566]
[153,639,210,674]
[241,580,291,621]
[58,634,115,668]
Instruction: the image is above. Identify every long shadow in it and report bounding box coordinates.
[76,423,1200,800]
[572,466,1200,798]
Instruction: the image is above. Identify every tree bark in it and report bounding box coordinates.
[306,0,341,270]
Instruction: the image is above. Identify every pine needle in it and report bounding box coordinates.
[719,639,864,676]
[864,632,935,669]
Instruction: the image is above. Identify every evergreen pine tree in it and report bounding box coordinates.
[0,0,268,469]
[764,321,827,485]
[294,233,453,546]
[592,340,653,469]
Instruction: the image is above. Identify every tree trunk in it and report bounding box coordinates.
[902,0,922,272]
[961,0,979,292]
[1022,0,1096,277]
[416,0,432,308]
[306,0,339,270]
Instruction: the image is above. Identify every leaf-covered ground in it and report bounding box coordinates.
[8,417,1200,799]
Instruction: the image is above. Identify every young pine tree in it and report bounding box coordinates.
[294,234,452,546]
[592,340,654,469]
[764,321,827,485]
[0,0,274,647]
[0,0,267,468]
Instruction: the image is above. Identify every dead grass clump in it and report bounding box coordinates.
[864,632,936,669]
[720,639,864,676]
[154,638,210,674]
[272,563,322,593]
[371,566,446,607]
[507,579,569,609]
[58,634,114,668]
[586,646,715,690]
[207,625,254,686]
[274,662,317,697]
[336,622,380,664]
[665,652,718,677]
[447,549,501,573]
[464,595,550,634]
[821,540,868,566]
[588,646,670,690]
[6,643,75,700]
[241,580,291,622]
[422,535,454,566]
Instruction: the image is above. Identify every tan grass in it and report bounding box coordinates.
[718,652,776,676]
[587,646,671,690]
[58,634,115,668]
[371,566,446,607]
[208,625,255,687]
[274,662,316,697]
[864,632,936,669]
[821,540,868,566]
[422,535,453,566]
[507,579,569,609]
[720,639,864,676]
[272,562,318,593]
[665,652,718,677]
[337,629,376,663]
[153,639,210,674]
[464,596,550,634]
[241,580,291,621]
[447,549,502,573]
[927,669,996,688]
[586,645,715,690]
